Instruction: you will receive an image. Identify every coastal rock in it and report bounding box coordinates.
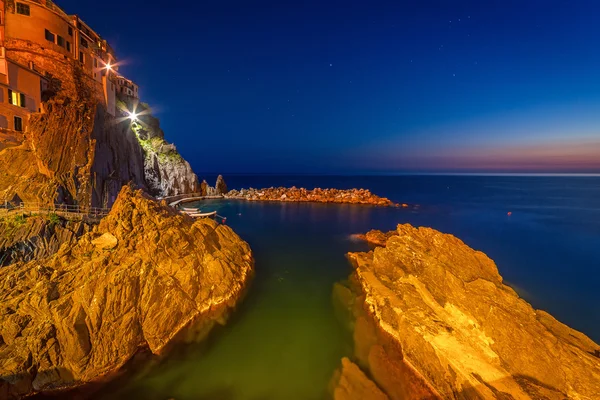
[226,187,396,206]
[0,186,253,399]
[215,175,228,195]
[331,358,389,400]
[0,215,91,266]
[336,224,600,399]
[200,180,209,196]
[354,229,397,247]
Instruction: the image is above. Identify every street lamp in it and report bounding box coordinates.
[128,111,138,121]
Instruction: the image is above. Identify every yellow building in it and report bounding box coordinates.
[0,0,133,130]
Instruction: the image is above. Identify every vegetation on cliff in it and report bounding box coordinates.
[333,224,600,399]
[0,186,253,399]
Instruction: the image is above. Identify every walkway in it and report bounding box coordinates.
[0,202,110,222]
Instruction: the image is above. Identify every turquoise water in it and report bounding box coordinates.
[92,175,600,400]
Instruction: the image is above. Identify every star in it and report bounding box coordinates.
[329,63,333,67]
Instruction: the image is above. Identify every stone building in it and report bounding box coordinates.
[115,75,139,99]
[0,0,132,131]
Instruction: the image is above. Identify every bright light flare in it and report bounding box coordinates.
[105,63,112,71]
[128,111,138,121]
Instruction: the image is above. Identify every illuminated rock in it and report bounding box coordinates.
[0,186,253,398]
[335,224,600,399]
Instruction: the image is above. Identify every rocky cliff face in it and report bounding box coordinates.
[0,186,253,399]
[333,224,600,399]
[131,104,199,198]
[0,215,90,266]
[0,39,198,208]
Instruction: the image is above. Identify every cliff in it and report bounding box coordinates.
[0,38,198,208]
[0,214,90,266]
[0,186,253,399]
[333,224,600,399]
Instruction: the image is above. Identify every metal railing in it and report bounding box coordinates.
[10,202,111,221]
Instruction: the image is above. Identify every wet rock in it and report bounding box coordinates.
[0,186,254,398]
[337,224,600,399]
[331,358,389,400]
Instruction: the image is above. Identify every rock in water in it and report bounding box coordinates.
[336,224,600,399]
[200,180,209,196]
[0,186,253,398]
[215,175,228,195]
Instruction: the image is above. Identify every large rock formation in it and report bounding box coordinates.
[227,187,396,206]
[0,38,198,208]
[0,186,253,399]
[131,103,199,198]
[333,224,600,399]
[0,215,90,266]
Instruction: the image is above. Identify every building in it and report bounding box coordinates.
[0,0,134,131]
[115,76,139,99]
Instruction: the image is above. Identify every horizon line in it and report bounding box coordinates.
[198,172,600,177]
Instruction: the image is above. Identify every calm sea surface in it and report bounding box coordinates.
[100,175,600,400]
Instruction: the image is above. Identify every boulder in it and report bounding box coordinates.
[336,224,600,399]
[0,186,253,398]
[91,232,118,250]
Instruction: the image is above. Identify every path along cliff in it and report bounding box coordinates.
[0,186,254,399]
[332,224,600,400]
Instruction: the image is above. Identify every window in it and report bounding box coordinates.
[80,37,88,48]
[68,26,73,36]
[16,3,30,16]
[66,41,71,52]
[14,117,23,132]
[57,35,65,47]
[8,90,26,108]
[93,58,97,68]
[79,51,84,63]
[45,29,55,43]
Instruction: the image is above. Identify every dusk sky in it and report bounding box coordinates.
[60,0,600,174]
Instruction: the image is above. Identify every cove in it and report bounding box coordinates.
[94,175,600,399]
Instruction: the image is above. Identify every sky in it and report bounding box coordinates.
[59,0,600,174]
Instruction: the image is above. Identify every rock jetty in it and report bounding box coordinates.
[332,224,600,399]
[0,186,253,399]
[227,187,396,206]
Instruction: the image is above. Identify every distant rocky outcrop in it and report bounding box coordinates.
[203,175,228,196]
[332,224,600,399]
[227,187,396,206]
[0,186,253,399]
[215,175,228,195]
[0,215,91,266]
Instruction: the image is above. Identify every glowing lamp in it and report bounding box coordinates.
[128,111,138,121]
[105,63,112,72]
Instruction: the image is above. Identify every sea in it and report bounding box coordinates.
[96,174,600,400]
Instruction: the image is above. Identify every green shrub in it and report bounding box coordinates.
[47,213,61,226]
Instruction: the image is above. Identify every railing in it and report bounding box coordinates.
[8,202,111,221]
